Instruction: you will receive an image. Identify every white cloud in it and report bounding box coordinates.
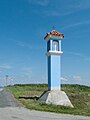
[78,0,90,9]
[14,40,32,49]
[73,76,82,81]
[22,67,32,79]
[0,64,12,69]
[3,76,13,80]
[67,52,90,61]
[44,10,75,17]
[28,0,49,6]
[27,0,90,17]
[40,0,90,17]
[62,20,90,30]
[67,52,85,57]
[61,77,68,82]
[26,0,90,19]
[61,75,82,83]
[63,0,90,13]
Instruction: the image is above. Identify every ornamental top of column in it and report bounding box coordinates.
[44,30,64,41]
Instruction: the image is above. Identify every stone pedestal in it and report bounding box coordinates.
[38,90,73,108]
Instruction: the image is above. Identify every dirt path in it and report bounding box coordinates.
[0,89,21,107]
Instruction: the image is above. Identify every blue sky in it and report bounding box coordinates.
[0,0,90,86]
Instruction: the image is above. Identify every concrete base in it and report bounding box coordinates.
[38,90,73,108]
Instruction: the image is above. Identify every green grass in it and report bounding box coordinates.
[6,84,90,116]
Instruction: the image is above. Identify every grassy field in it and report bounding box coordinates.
[6,84,90,116]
